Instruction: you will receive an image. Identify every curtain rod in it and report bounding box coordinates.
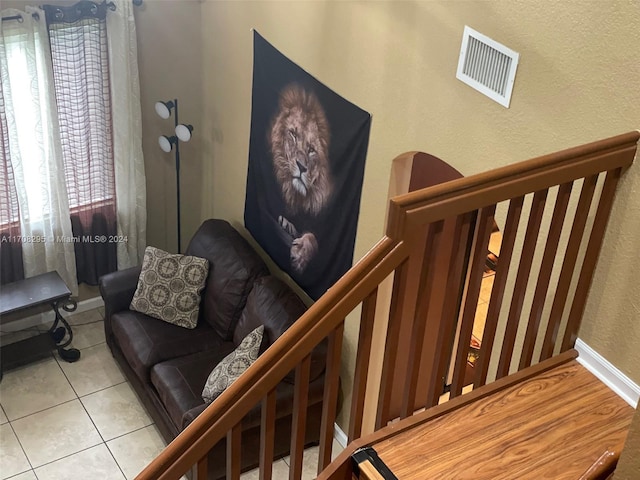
[1,0,142,22]
[1,13,40,22]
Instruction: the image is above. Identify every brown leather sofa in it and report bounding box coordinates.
[99,219,326,479]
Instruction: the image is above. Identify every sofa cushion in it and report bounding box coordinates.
[111,310,224,382]
[233,276,326,384]
[150,344,236,430]
[233,277,306,347]
[185,219,269,340]
[202,325,264,404]
[130,246,209,329]
[182,375,328,431]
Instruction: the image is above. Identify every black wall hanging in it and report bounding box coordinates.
[245,32,372,300]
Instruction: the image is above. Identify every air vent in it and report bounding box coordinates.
[456,26,519,108]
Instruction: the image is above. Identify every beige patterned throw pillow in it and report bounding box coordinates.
[202,325,264,404]
[130,246,209,329]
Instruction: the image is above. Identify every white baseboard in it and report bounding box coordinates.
[333,422,348,448]
[74,296,105,314]
[575,338,640,408]
[0,296,104,333]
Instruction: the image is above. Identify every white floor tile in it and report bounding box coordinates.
[57,343,125,397]
[280,440,343,480]
[34,444,125,480]
[0,405,7,425]
[66,308,104,326]
[0,358,76,421]
[11,400,102,468]
[283,445,323,480]
[68,320,106,350]
[240,459,290,480]
[4,471,37,480]
[107,425,168,480]
[0,423,31,479]
[81,382,152,441]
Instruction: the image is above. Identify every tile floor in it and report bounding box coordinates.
[0,307,342,480]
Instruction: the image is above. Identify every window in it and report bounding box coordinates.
[1,3,120,287]
[48,16,116,211]
[3,28,55,223]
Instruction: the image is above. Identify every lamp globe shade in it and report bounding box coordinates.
[175,124,193,142]
[158,135,174,152]
[155,101,172,119]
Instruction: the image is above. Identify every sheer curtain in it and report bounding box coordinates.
[107,0,146,269]
[0,79,24,284]
[0,0,145,289]
[0,7,78,294]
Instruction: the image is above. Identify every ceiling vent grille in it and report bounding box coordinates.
[456,26,519,108]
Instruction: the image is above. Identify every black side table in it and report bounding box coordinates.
[0,271,81,377]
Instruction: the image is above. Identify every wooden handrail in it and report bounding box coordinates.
[137,131,639,480]
[387,131,639,237]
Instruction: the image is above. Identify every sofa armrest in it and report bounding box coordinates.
[99,266,142,319]
[182,403,207,430]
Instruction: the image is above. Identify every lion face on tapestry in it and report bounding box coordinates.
[269,83,333,274]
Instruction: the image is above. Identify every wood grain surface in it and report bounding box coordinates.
[374,361,633,479]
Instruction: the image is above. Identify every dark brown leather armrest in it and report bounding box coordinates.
[99,266,142,319]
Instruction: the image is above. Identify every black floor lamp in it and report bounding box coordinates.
[155,99,194,253]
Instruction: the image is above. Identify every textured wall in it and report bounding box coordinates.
[616,406,640,479]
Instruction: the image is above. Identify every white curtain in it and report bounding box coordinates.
[0,7,78,294]
[107,0,147,269]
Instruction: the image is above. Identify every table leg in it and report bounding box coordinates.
[51,298,81,363]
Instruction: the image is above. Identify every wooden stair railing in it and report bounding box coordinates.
[136,131,638,480]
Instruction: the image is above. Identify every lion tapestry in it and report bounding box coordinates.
[245,32,371,300]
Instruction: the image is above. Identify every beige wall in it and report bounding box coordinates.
[197,0,640,470]
[135,0,203,252]
[616,406,640,479]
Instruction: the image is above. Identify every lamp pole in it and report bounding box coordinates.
[173,98,181,253]
[156,98,193,254]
